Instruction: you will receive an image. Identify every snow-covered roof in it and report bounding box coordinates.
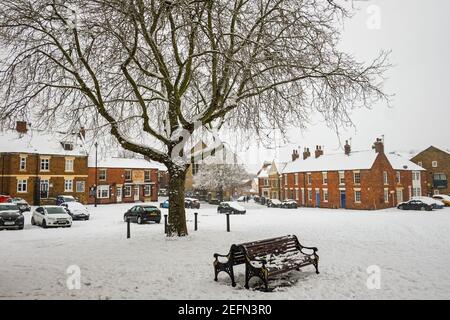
[282,150,425,174]
[386,153,425,171]
[0,129,87,157]
[89,157,166,170]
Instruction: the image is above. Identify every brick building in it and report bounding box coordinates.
[410,146,449,196]
[0,122,89,205]
[257,161,286,200]
[277,139,427,210]
[87,157,161,204]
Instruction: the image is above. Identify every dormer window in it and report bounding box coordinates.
[61,142,74,151]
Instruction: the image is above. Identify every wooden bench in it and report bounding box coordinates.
[213,235,319,290]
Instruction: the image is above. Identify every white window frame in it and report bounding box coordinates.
[307,189,313,201]
[323,189,329,202]
[307,173,312,185]
[264,178,269,187]
[124,185,132,197]
[284,174,288,186]
[353,171,361,185]
[339,171,345,185]
[99,169,107,181]
[76,181,85,193]
[418,161,423,167]
[396,171,401,184]
[19,156,27,171]
[294,174,299,185]
[144,170,151,182]
[354,190,362,203]
[433,190,440,195]
[40,158,50,171]
[322,172,328,185]
[97,185,110,199]
[144,185,152,196]
[65,158,74,172]
[17,179,27,193]
[64,179,73,192]
[384,188,389,203]
[432,161,438,168]
[383,171,388,185]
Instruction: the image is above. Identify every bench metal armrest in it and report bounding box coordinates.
[299,246,318,255]
[213,253,229,260]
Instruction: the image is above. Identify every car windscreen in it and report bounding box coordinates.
[46,207,67,214]
[143,207,158,212]
[0,204,19,211]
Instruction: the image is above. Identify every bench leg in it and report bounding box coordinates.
[314,261,320,274]
[230,267,236,287]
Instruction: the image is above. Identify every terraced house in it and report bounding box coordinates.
[280,139,427,210]
[0,121,89,205]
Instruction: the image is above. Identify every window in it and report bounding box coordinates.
[264,179,269,187]
[144,170,151,182]
[65,158,74,172]
[323,189,329,202]
[19,156,26,171]
[192,163,200,175]
[339,171,345,185]
[124,186,132,197]
[353,172,361,184]
[17,179,27,193]
[307,173,312,185]
[40,158,50,171]
[64,179,73,192]
[413,171,421,181]
[308,189,313,201]
[433,190,440,195]
[295,189,299,200]
[432,161,438,168]
[284,174,288,186]
[383,171,388,185]
[322,172,328,185]
[144,185,152,196]
[124,170,132,181]
[384,188,389,203]
[99,169,107,181]
[294,174,299,185]
[76,181,85,193]
[418,161,423,167]
[413,187,421,197]
[354,190,361,203]
[97,185,109,199]
[396,171,401,184]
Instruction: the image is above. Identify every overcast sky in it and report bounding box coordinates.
[238,0,450,173]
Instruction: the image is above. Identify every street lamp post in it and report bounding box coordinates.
[95,142,98,207]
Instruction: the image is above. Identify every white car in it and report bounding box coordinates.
[31,206,73,228]
[60,202,90,220]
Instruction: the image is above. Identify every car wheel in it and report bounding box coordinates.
[137,216,143,224]
[420,206,426,211]
[42,220,47,229]
[398,205,403,210]
[31,217,36,225]
[156,220,161,224]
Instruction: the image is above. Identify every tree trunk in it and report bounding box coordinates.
[167,167,188,236]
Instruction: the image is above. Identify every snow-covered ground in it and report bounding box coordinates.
[1,200,450,300]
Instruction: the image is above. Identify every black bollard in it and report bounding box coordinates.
[226,213,230,232]
[127,217,131,239]
[164,214,168,235]
[194,212,198,231]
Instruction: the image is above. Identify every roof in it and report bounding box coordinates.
[88,157,166,170]
[282,150,425,174]
[0,129,87,156]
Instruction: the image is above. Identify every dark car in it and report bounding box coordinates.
[217,202,246,214]
[7,197,31,212]
[56,195,78,205]
[185,198,201,209]
[208,199,221,205]
[267,199,282,208]
[60,202,90,220]
[124,204,161,224]
[0,203,24,230]
[397,199,433,211]
[281,199,298,209]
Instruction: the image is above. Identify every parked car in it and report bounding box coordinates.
[254,196,260,203]
[412,196,445,209]
[7,197,31,212]
[217,202,246,214]
[185,197,201,209]
[237,196,247,202]
[281,199,298,209]
[31,206,72,228]
[123,204,161,224]
[158,188,168,196]
[160,200,169,208]
[0,203,24,230]
[60,202,90,220]
[55,195,77,205]
[0,194,11,203]
[267,199,282,208]
[432,195,450,207]
[397,199,433,211]
[208,199,221,205]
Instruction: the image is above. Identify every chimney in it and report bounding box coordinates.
[344,140,351,156]
[16,121,28,134]
[79,127,86,139]
[372,138,384,154]
[291,149,300,162]
[315,145,324,158]
[303,148,311,160]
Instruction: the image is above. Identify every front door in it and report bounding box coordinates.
[134,186,140,201]
[340,191,346,208]
[40,180,49,199]
[315,191,320,208]
[116,187,122,203]
[396,189,403,205]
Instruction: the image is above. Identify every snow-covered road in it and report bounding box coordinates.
[1,201,449,299]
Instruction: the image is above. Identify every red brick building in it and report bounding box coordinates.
[87,157,161,204]
[0,122,89,205]
[279,139,427,210]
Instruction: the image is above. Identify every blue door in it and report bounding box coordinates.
[340,191,346,208]
[315,191,320,208]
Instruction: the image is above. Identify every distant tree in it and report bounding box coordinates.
[194,163,248,201]
[0,0,390,236]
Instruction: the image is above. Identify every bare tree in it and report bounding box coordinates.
[0,0,390,236]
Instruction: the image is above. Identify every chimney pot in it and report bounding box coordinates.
[344,140,351,156]
[373,138,385,154]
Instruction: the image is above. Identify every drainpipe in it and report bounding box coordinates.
[1,154,4,194]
